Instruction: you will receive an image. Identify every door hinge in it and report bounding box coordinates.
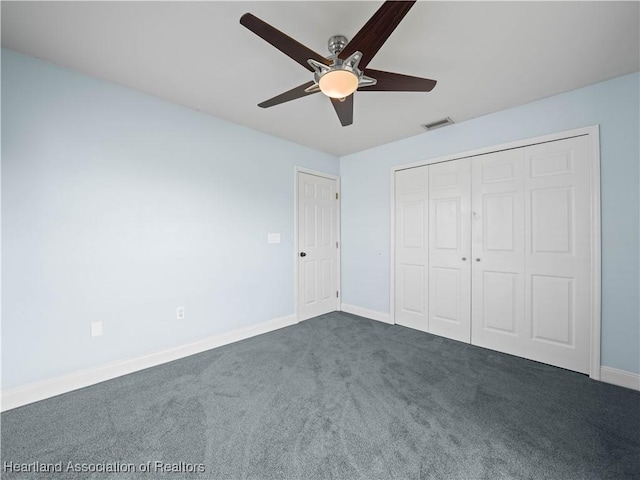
[336,192,339,200]
[336,241,339,248]
[336,291,339,298]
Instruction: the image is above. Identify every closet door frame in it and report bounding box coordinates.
[389,125,601,380]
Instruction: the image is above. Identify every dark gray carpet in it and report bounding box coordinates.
[2,312,639,479]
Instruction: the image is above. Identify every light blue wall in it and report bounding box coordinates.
[3,48,638,389]
[340,72,640,374]
[1,49,338,389]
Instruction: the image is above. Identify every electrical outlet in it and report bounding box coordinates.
[177,306,185,320]
[91,321,103,337]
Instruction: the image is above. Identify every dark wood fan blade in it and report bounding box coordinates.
[359,69,437,92]
[240,13,330,72]
[258,82,319,108]
[330,95,354,127]
[338,1,416,69]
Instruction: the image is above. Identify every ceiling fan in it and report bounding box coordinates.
[240,0,437,127]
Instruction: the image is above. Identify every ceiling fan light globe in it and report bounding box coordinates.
[319,70,358,99]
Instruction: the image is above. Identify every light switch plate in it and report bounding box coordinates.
[268,233,281,244]
[91,321,103,337]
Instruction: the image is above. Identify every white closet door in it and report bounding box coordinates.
[428,159,471,342]
[523,136,592,374]
[471,149,526,354]
[470,136,592,374]
[394,166,429,332]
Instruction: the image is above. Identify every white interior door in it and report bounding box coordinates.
[297,172,338,321]
[471,149,526,354]
[523,136,592,373]
[428,159,471,342]
[471,136,592,374]
[394,166,429,332]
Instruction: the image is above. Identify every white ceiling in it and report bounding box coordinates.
[2,1,639,156]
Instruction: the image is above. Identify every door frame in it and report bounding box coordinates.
[294,167,341,322]
[389,125,601,379]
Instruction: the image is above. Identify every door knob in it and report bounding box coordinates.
[475,258,481,262]
[462,257,467,261]
[300,252,307,257]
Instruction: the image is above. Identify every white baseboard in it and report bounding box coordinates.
[1,314,297,412]
[340,304,393,325]
[6,312,633,411]
[599,366,640,391]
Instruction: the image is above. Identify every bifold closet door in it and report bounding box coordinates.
[428,159,471,343]
[523,136,592,373]
[394,135,592,374]
[394,166,429,332]
[471,149,526,355]
[471,136,592,374]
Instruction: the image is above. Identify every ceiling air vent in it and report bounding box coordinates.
[421,117,454,131]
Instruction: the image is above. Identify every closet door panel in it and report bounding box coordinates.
[394,166,429,332]
[428,159,471,342]
[524,136,591,374]
[471,149,526,355]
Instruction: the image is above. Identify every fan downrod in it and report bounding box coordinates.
[327,35,348,56]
